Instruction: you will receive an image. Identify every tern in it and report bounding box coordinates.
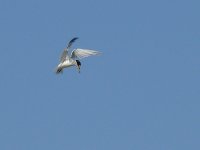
[55,37,100,74]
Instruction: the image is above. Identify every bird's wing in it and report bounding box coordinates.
[71,48,101,59]
[60,37,79,62]
[60,48,68,63]
[67,37,79,49]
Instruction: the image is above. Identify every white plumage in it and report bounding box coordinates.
[55,37,100,74]
[71,48,100,59]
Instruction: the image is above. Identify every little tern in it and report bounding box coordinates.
[55,37,100,74]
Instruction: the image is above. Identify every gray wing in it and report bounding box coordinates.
[71,48,101,59]
[60,37,79,62]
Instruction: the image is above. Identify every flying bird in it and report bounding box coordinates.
[55,37,100,74]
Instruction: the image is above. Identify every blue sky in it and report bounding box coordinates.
[0,0,200,149]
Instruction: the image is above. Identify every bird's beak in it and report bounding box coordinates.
[77,65,81,73]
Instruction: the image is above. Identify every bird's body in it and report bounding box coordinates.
[58,59,75,68]
[56,58,76,73]
[55,37,100,74]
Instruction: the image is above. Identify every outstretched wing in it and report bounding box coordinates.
[71,49,101,59]
[60,37,79,62]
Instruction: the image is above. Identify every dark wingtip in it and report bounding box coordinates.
[71,37,79,43]
[67,37,79,48]
[73,37,79,39]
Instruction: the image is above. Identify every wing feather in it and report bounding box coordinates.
[67,37,79,49]
[71,49,101,59]
[59,37,79,62]
[60,48,68,63]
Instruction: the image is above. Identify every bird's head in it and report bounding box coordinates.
[75,60,81,73]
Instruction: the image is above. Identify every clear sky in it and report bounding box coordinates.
[0,0,200,150]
